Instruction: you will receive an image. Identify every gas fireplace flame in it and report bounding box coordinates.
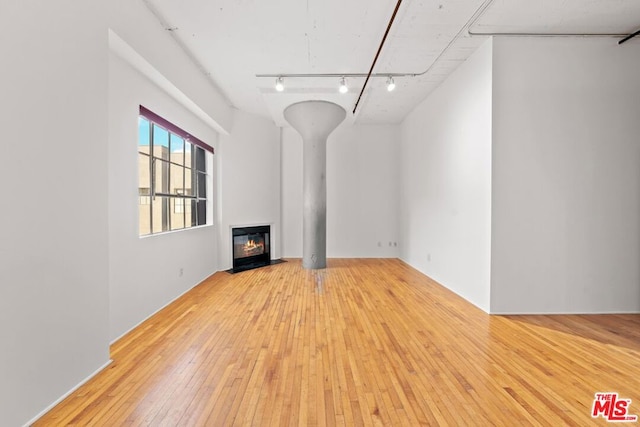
[242,238,264,256]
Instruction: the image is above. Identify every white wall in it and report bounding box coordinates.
[217,110,281,270]
[0,0,232,424]
[281,124,400,258]
[0,2,110,426]
[491,37,640,313]
[107,0,232,133]
[108,51,219,342]
[399,39,493,311]
[107,0,230,341]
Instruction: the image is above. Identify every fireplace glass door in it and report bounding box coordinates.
[231,225,270,271]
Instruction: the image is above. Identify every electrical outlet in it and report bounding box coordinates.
[179,268,184,277]
[377,241,381,247]
[427,254,431,262]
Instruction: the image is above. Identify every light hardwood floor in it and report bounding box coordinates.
[36,258,640,426]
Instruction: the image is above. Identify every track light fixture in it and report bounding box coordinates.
[339,77,348,94]
[275,76,284,92]
[386,76,396,92]
[261,73,405,98]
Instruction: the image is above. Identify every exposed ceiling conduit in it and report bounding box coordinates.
[467,0,631,40]
[619,28,640,45]
[256,0,636,118]
[256,0,497,82]
[352,0,403,115]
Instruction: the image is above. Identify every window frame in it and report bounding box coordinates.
[138,106,214,237]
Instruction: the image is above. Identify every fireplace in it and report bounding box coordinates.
[232,225,270,272]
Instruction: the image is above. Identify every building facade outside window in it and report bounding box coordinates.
[138,106,213,236]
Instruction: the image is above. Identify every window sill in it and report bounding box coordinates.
[139,223,213,239]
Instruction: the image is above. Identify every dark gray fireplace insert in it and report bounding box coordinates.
[231,225,271,272]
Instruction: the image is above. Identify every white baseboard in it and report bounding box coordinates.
[110,270,215,345]
[490,309,640,315]
[24,359,113,427]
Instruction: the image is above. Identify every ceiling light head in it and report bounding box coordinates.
[275,77,284,92]
[339,77,348,94]
[386,76,396,92]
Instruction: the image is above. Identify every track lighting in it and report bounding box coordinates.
[386,76,396,92]
[275,76,284,92]
[261,73,405,98]
[338,77,348,94]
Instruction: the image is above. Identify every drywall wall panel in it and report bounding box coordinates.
[0,2,110,425]
[491,37,640,313]
[108,51,219,342]
[400,39,493,311]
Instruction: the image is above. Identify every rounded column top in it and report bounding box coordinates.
[284,101,346,140]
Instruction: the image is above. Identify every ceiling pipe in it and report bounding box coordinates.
[619,28,640,45]
[467,0,629,39]
[352,0,403,115]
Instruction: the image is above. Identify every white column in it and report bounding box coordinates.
[284,101,346,269]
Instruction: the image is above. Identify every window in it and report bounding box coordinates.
[139,187,151,205]
[138,106,213,236]
[174,190,185,214]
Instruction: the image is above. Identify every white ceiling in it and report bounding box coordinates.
[143,0,640,126]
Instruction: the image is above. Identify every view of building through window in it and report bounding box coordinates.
[138,109,211,236]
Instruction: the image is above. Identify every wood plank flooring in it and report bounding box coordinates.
[35,258,640,426]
